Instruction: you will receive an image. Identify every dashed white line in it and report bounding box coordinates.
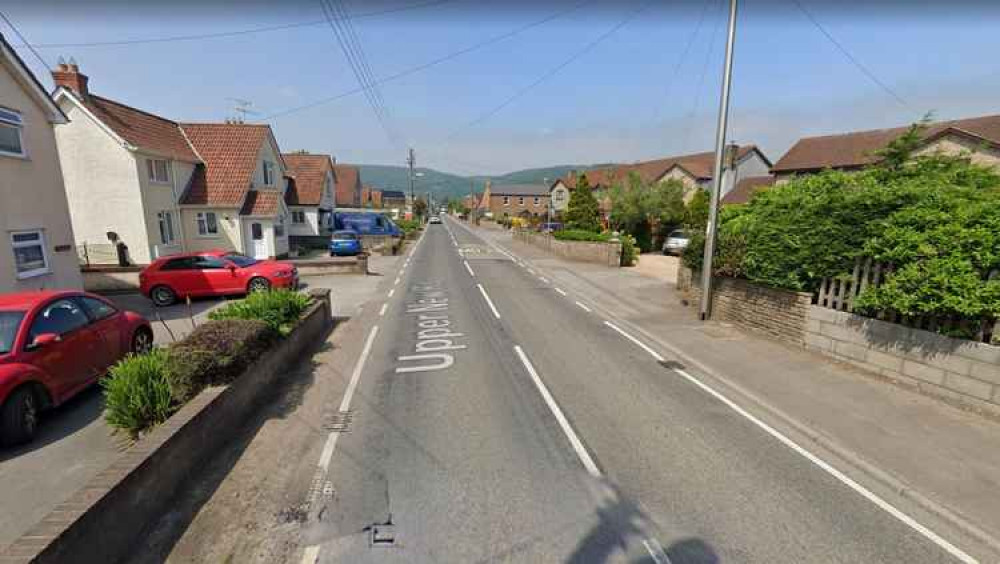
[388,288,395,298]
[514,345,601,477]
[527,268,536,275]
[378,303,388,316]
[604,321,665,362]
[476,283,501,319]
[539,276,549,284]
[300,545,320,564]
[463,260,475,277]
[394,276,401,285]
[575,301,592,313]
[554,288,567,296]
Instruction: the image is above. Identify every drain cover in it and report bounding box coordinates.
[659,360,686,371]
[324,410,353,432]
[367,514,396,547]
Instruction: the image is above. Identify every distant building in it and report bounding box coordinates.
[488,184,550,219]
[721,175,775,205]
[282,152,336,239]
[332,164,362,206]
[370,188,383,209]
[381,190,406,211]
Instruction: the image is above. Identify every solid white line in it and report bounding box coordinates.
[604,321,665,362]
[643,539,669,564]
[514,345,601,478]
[669,367,976,564]
[554,288,567,296]
[539,276,549,284]
[476,283,501,319]
[463,260,475,277]
[317,325,380,470]
[378,303,388,316]
[300,545,320,564]
[575,301,592,313]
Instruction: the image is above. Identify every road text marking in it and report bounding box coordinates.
[604,321,665,362]
[476,283,501,319]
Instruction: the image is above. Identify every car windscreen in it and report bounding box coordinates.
[0,311,25,354]
[669,230,688,238]
[224,254,258,268]
[333,231,358,240]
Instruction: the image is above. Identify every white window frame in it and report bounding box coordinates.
[291,210,306,224]
[11,229,49,279]
[0,107,26,159]
[146,158,170,184]
[196,211,219,237]
[262,161,276,186]
[503,196,510,206]
[518,196,525,205]
[157,211,176,244]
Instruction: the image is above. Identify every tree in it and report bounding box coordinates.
[684,188,711,230]
[874,113,932,174]
[413,197,428,220]
[565,174,602,232]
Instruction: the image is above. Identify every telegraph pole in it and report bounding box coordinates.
[699,0,738,321]
[407,147,416,218]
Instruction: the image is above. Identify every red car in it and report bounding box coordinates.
[0,291,152,445]
[139,251,299,307]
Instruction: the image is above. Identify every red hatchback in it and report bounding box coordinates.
[0,291,152,446]
[139,251,299,307]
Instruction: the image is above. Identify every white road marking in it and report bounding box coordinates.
[388,288,395,298]
[554,288,567,296]
[394,276,401,285]
[575,301,592,313]
[527,268,536,275]
[476,283,501,319]
[379,303,388,316]
[643,539,670,564]
[604,321,665,362]
[317,325,380,470]
[300,545,320,564]
[539,276,549,284]
[463,260,475,277]
[514,345,601,478]
[668,365,977,563]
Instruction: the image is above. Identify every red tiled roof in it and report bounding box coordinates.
[772,115,1000,173]
[179,123,271,206]
[240,190,282,216]
[332,164,360,206]
[282,153,332,206]
[722,175,775,205]
[81,94,199,162]
[558,146,762,189]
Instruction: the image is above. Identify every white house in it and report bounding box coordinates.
[282,152,336,241]
[0,34,82,292]
[51,63,291,262]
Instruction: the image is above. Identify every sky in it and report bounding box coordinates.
[5,0,1000,176]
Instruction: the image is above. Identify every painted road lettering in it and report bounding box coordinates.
[397,283,467,373]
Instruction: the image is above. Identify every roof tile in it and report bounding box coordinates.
[81,94,199,162]
[178,123,271,206]
[283,153,333,206]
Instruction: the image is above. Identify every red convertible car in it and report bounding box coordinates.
[0,291,152,446]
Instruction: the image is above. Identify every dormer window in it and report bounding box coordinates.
[262,161,276,186]
[147,158,170,183]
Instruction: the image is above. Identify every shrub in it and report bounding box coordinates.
[396,218,422,233]
[102,349,174,439]
[208,289,311,335]
[620,233,639,266]
[565,174,602,232]
[553,229,610,242]
[164,319,278,403]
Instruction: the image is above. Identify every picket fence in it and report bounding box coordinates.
[815,257,998,343]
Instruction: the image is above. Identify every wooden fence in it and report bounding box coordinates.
[816,257,998,343]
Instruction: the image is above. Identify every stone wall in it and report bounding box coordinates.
[81,266,141,293]
[514,230,621,267]
[806,307,1000,414]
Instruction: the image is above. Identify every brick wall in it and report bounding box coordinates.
[806,307,1000,414]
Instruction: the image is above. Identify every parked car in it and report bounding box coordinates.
[140,251,298,307]
[0,291,152,445]
[662,229,691,255]
[428,216,442,224]
[538,221,563,233]
[329,230,363,256]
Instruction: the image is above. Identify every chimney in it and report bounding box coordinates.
[52,59,89,99]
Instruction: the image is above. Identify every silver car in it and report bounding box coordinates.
[662,229,690,255]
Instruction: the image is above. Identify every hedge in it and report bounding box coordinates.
[553,229,610,242]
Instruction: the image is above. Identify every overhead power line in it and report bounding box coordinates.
[15,0,456,49]
[790,0,909,109]
[0,10,51,69]
[263,0,592,120]
[650,0,712,123]
[445,0,653,140]
[679,0,726,149]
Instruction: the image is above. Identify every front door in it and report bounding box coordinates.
[247,222,268,259]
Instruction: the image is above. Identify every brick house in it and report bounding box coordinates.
[772,115,1000,183]
[331,164,361,207]
[282,152,336,239]
[488,184,551,219]
[381,190,406,212]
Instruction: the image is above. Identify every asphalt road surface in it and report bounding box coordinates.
[286,216,983,564]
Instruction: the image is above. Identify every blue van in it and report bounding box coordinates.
[332,212,402,237]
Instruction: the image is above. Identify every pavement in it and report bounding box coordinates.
[129,217,998,563]
[0,266,397,552]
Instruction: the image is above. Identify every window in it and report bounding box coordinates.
[196,212,218,236]
[274,220,285,237]
[224,253,257,268]
[160,256,196,271]
[28,299,90,340]
[0,107,25,157]
[533,196,541,205]
[518,196,525,205]
[193,255,227,270]
[503,196,510,206]
[262,161,276,185]
[146,159,170,183]
[78,297,117,321]
[157,211,175,244]
[292,211,306,224]
[11,230,48,278]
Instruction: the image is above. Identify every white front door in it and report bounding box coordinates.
[247,221,268,259]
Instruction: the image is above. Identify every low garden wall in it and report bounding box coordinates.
[514,230,621,267]
[292,254,368,275]
[81,266,142,293]
[1,289,333,564]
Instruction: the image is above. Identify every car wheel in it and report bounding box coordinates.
[248,277,271,293]
[151,285,177,307]
[131,328,154,355]
[1,387,39,446]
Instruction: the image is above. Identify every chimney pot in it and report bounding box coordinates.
[51,59,89,99]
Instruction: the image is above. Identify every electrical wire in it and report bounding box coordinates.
[650,0,713,123]
[679,0,726,149]
[0,10,50,69]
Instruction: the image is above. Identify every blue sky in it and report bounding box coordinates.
[6,0,1000,175]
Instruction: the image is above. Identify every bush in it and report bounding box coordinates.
[396,218,422,233]
[553,229,610,242]
[209,289,311,335]
[102,349,174,439]
[165,319,278,403]
[620,233,639,266]
[565,174,602,232]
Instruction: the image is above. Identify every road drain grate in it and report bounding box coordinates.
[366,514,396,547]
[324,410,354,432]
[659,360,686,371]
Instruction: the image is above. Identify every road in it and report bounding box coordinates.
[297,216,975,563]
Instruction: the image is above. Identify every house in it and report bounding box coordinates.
[487,184,551,219]
[721,175,775,205]
[0,34,82,292]
[370,188,382,209]
[772,115,1000,183]
[282,152,336,240]
[332,164,361,206]
[381,190,406,211]
[51,62,292,262]
[360,185,371,207]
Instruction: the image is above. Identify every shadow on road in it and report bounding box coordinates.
[0,385,105,462]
